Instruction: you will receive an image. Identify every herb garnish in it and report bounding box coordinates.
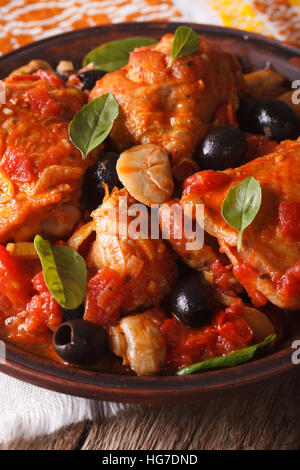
[68,92,119,160]
[221,176,262,252]
[34,235,87,310]
[83,36,158,72]
[168,26,200,68]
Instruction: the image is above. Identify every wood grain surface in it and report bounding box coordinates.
[5,375,300,450]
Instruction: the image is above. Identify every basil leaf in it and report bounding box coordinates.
[176,334,276,376]
[68,92,119,159]
[34,235,87,310]
[169,26,200,68]
[83,36,158,72]
[221,176,262,252]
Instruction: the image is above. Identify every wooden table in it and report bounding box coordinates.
[6,374,300,450]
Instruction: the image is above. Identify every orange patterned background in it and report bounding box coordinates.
[0,0,181,55]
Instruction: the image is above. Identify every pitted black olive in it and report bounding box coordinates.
[200,125,248,170]
[171,274,215,328]
[78,70,107,90]
[253,98,300,141]
[82,153,122,211]
[62,304,84,322]
[53,319,107,365]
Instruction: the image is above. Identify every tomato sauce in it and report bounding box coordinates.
[278,201,300,241]
[275,261,300,300]
[183,170,229,196]
[233,263,267,307]
[161,304,254,371]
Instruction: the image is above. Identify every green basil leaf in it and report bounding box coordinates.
[221,176,262,252]
[34,235,87,310]
[83,36,158,72]
[176,334,276,376]
[169,26,200,68]
[68,92,119,159]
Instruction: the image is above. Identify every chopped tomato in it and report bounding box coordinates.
[276,261,300,299]
[161,317,217,370]
[32,271,48,293]
[233,263,267,307]
[278,201,300,241]
[0,245,31,313]
[25,84,61,116]
[161,309,253,371]
[26,292,62,334]
[33,69,66,88]
[25,271,62,334]
[183,170,229,196]
[211,259,235,295]
[0,146,35,183]
[84,267,131,326]
[213,308,253,344]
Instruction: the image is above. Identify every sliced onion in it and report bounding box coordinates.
[242,306,275,343]
[67,221,95,251]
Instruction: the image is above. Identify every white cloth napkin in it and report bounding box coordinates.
[0,371,132,446]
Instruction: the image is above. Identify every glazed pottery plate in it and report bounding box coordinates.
[0,22,300,403]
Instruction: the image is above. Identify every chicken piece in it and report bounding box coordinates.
[159,198,216,270]
[90,33,246,178]
[182,139,300,309]
[159,199,243,297]
[88,188,177,312]
[0,70,96,242]
[109,308,166,376]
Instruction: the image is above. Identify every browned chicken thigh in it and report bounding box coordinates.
[180,139,300,310]
[89,33,246,178]
[0,68,95,243]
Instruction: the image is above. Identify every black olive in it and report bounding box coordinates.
[253,98,300,141]
[82,153,122,211]
[53,319,107,365]
[78,70,106,91]
[171,274,214,328]
[200,125,248,170]
[236,95,257,132]
[62,304,84,322]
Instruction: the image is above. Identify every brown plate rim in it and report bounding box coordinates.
[0,21,300,403]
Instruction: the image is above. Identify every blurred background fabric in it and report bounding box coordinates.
[0,0,300,56]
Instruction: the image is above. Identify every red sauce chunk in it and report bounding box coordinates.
[25,84,61,116]
[84,267,131,326]
[161,304,253,371]
[278,201,300,241]
[276,261,300,299]
[0,246,31,315]
[233,263,267,307]
[25,271,62,334]
[32,69,66,88]
[183,170,229,196]
[211,259,235,295]
[0,146,35,183]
